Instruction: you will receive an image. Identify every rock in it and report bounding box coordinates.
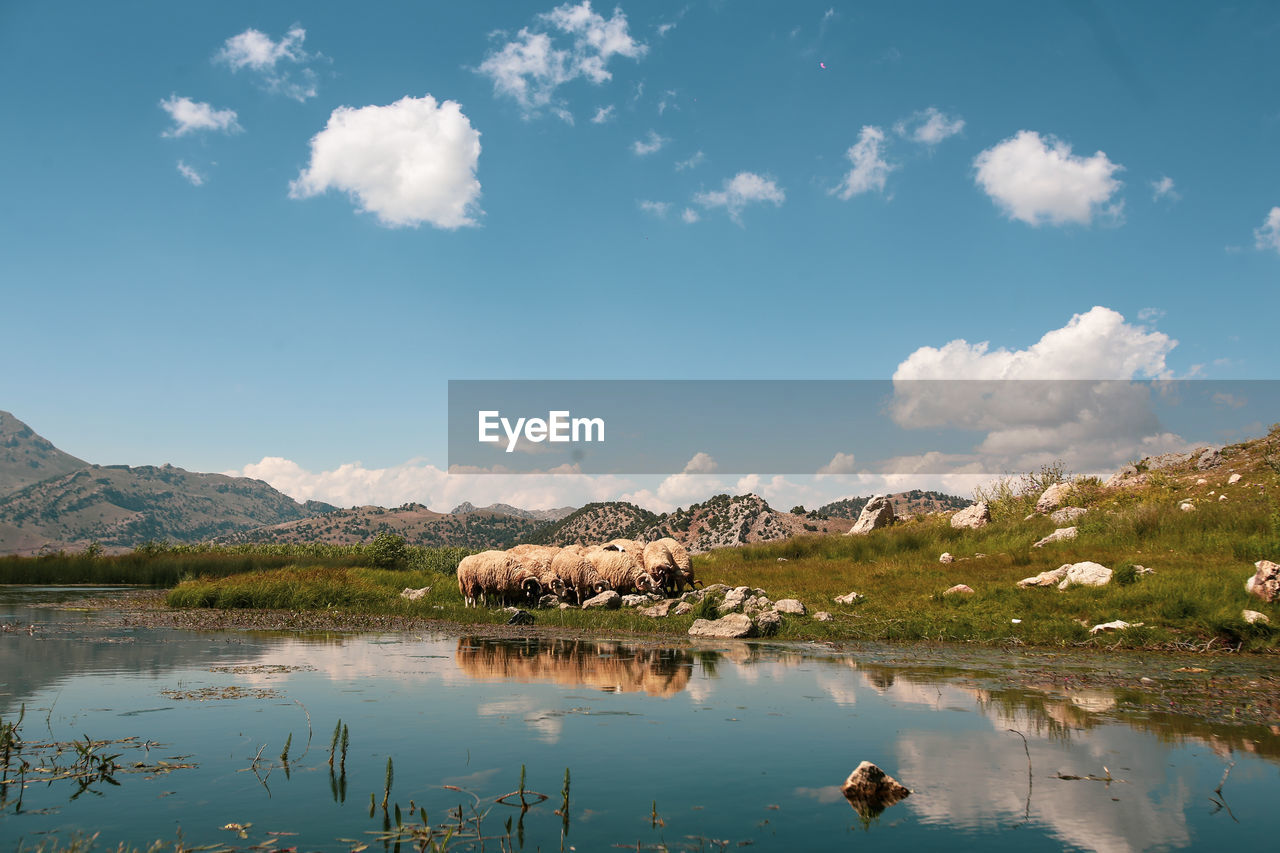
[505,609,535,625]
[1195,478,1208,486]
[1049,506,1088,525]
[719,586,752,613]
[944,584,974,596]
[774,598,806,615]
[400,586,431,601]
[833,591,865,605]
[1146,450,1195,471]
[755,610,782,635]
[621,594,652,607]
[1245,560,1280,604]
[559,602,574,610]
[538,594,561,608]
[1089,619,1134,634]
[688,612,757,638]
[1018,565,1070,588]
[1134,565,1155,576]
[1228,473,1242,485]
[671,601,694,616]
[743,594,774,613]
[950,502,991,530]
[640,600,674,618]
[777,557,788,562]
[582,590,621,610]
[814,611,834,622]
[700,583,730,597]
[1035,482,1073,514]
[939,552,955,564]
[1219,494,1228,502]
[1179,501,1195,512]
[1196,448,1222,470]
[1058,561,1113,589]
[1243,609,1271,625]
[1033,526,1078,548]
[841,762,910,821]
[845,494,896,536]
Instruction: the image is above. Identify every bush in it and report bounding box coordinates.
[365,533,408,569]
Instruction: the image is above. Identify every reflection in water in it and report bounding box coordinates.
[455,637,694,698]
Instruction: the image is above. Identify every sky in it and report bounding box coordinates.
[2,1,1278,513]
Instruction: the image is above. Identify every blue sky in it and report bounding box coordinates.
[2,1,1278,511]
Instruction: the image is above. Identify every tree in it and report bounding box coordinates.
[366,532,408,569]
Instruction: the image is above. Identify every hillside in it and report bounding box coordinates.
[449,501,575,522]
[222,503,550,550]
[0,411,88,495]
[529,501,660,546]
[0,463,333,555]
[818,489,970,520]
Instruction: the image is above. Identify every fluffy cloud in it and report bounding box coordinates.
[974,130,1123,226]
[894,107,964,145]
[638,199,669,217]
[816,452,857,475]
[1150,175,1178,202]
[833,126,894,199]
[681,207,700,224]
[694,172,785,224]
[631,130,668,156]
[290,94,482,229]
[477,2,646,118]
[590,105,615,123]
[1253,207,1280,254]
[176,160,205,186]
[675,150,705,171]
[215,26,318,101]
[159,95,240,137]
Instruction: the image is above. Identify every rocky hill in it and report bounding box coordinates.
[818,489,970,520]
[642,493,854,552]
[0,463,334,555]
[222,503,548,550]
[449,501,575,522]
[529,501,660,546]
[0,411,88,496]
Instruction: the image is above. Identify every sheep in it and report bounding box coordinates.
[456,553,486,607]
[461,550,543,607]
[586,548,659,596]
[508,545,568,601]
[550,548,611,604]
[655,537,699,594]
[642,540,679,596]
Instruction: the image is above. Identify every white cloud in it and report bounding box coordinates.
[816,452,857,475]
[973,130,1123,226]
[215,26,318,101]
[638,199,669,217]
[681,207,700,224]
[590,104,615,123]
[159,95,240,137]
[176,160,205,186]
[289,94,482,229]
[476,2,646,118]
[833,126,894,199]
[657,89,677,115]
[1150,175,1179,202]
[694,172,785,224]
[631,130,668,156]
[682,452,718,474]
[1136,307,1165,323]
[675,150,705,171]
[1253,207,1280,254]
[894,107,964,145]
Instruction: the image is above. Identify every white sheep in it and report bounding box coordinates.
[655,537,698,594]
[508,544,568,601]
[587,548,658,595]
[550,548,611,604]
[461,550,543,607]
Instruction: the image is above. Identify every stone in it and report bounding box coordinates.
[671,601,694,616]
[582,590,621,609]
[1134,565,1155,576]
[1179,501,1195,512]
[559,602,574,610]
[688,612,757,639]
[833,591,865,605]
[505,609,535,625]
[944,584,974,596]
[939,552,955,564]
[743,595,774,613]
[700,583,730,596]
[841,762,910,821]
[1245,560,1280,604]
[777,557,789,562]
[1196,448,1222,470]
[1035,482,1073,514]
[1228,473,1242,485]
[400,586,430,601]
[537,594,561,608]
[1089,619,1134,634]
[1146,450,1195,471]
[1018,565,1071,588]
[621,594,652,607]
[1219,494,1228,502]
[1242,609,1271,625]
[719,586,752,613]
[774,598,806,615]
[640,600,674,618]
[755,610,782,635]
[950,502,991,530]
[1033,526,1078,548]
[845,494,896,536]
[814,611,834,622]
[1057,561,1113,589]
[1049,506,1088,525]
[1195,478,1208,486]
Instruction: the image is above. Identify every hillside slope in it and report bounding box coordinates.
[0,411,88,495]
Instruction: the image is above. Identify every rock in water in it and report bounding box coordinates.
[950,502,991,530]
[841,761,910,822]
[1246,560,1279,604]
[845,495,895,536]
[688,613,757,638]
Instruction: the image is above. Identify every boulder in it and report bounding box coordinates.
[845,495,896,536]
[671,601,694,616]
[1018,565,1070,588]
[1035,482,1073,514]
[1058,561,1113,589]
[944,584,974,596]
[621,594,653,607]
[755,610,782,635]
[719,586,752,613]
[1228,473,1242,485]
[400,586,431,601]
[1146,450,1195,471]
[1219,494,1228,502]
[537,594,561,608]
[814,611,834,622]
[841,762,910,821]
[1033,526,1078,548]
[640,600,674,618]
[1196,448,1222,470]
[774,598,806,615]
[743,594,774,613]
[1049,506,1088,525]
[582,590,621,610]
[699,583,730,597]
[1195,478,1208,486]
[833,591,865,605]
[1245,560,1279,604]
[505,609,535,625]
[688,612,757,639]
[950,502,991,530]
[1179,501,1195,512]
[939,552,955,564]
[1242,609,1271,625]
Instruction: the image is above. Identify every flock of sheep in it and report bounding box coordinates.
[456,537,699,608]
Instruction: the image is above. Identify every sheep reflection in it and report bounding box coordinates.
[456,637,694,697]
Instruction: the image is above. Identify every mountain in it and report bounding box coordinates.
[449,501,576,522]
[529,501,660,546]
[817,489,970,520]
[222,503,550,550]
[0,411,88,496]
[0,463,335,555]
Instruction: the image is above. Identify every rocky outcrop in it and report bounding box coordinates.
[845,495,895,536]
[1197,448,1222,470]
[755,610,782,635]
[1245,560,1279,604]
[688,612,757,638]
[1035,482,1073,514]
[950,502,991,530]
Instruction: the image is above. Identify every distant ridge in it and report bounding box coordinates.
[449,501,575,522]
[0,411,88,496]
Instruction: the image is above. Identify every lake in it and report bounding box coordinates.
[2,587,1277,851]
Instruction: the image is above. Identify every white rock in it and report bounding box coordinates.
[1018,566,1070,588]
[1035,482,1073,514]
[640,600,675,618]
[1179,501,1195,512]
[1195,478,1208,486]
[1033,526,1078,548]
[774,598,806,615]
[1242,609,1270,625]
[814,611,834,622]
[1058,561,1113,589]
[1245,560,1279,603]
[1049,506,1088,525]
[1090,620,1133,634]
[950,502,991,530]
[944,584,974,595]
[939,552,955,564]
[755,610,782,635]
[1219,494,1228,502]
[833,591,865,605]
[582,590,621,609]
[1196,447,1222,470]
[621,594,652,607]
[400,586,431,601]
[719,586,752,613]
[688,612,757,638]
[845,494,896,536]
[1228,473,1242,485]
[671,601,694,616]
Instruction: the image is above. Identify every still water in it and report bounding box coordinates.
[2,587,1277,851]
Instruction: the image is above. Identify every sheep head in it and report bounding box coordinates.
[521,577,543,601]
